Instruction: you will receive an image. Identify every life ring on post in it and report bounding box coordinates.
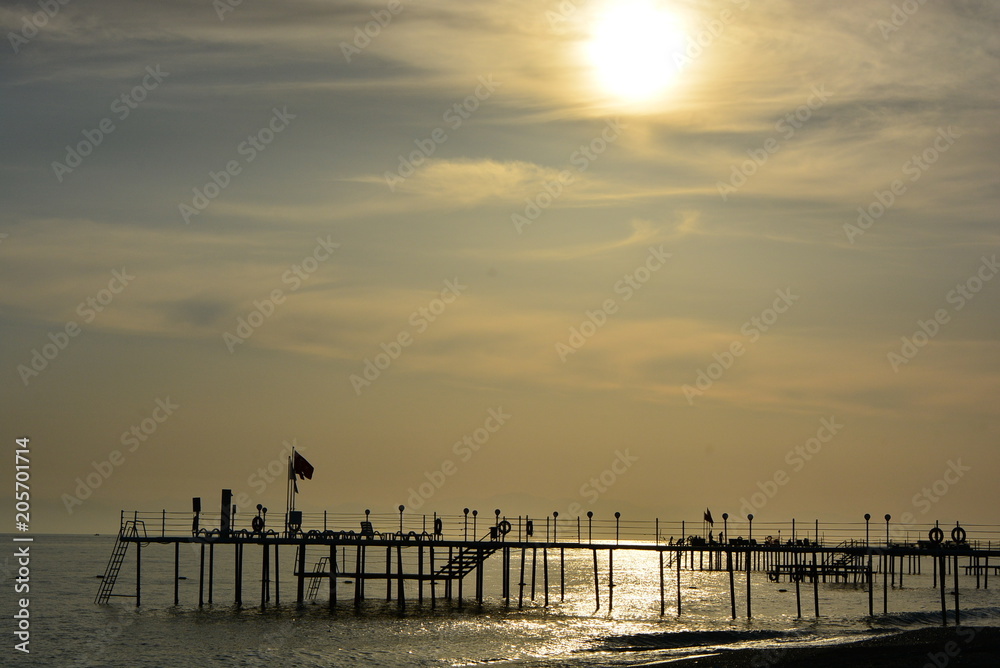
[928,527,945,544]
[498,520,512,536]
[251,516,265,533]
[951,526,967,544]
[434,517,443,536]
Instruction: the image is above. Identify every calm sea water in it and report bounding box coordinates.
[4,534,999,667]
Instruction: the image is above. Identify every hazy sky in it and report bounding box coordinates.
[2,0,998,535]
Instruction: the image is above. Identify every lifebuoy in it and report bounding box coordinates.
[498,520,512,536]
[951,526,967,544]
[251,516,265,532]
[768,571,779,582]
[929,527,945,544]
[434,518,443,536]
[525,520,534,537]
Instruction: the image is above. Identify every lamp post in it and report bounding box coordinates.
[722,513,729,544]
[398,505,405,533]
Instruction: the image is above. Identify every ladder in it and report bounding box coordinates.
[306,556,332,601]
[95,520,144,604]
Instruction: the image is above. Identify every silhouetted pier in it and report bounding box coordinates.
[96,500,1000,626]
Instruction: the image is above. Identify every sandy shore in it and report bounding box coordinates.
[640,626,1000,668]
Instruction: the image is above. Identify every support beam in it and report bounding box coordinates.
[135,541,141,607]
[296,544,306,605]
[173,542,179,606]
[329,544,337,610]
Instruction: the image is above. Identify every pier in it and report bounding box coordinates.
[96,498,1000,627]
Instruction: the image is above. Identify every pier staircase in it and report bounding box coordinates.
[824,541,865,572]
[306,556,332,601]
[95,520,145,604]
[433,536,500,581]
[765,541,867,583]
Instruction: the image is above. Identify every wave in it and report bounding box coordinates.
[871,605,1000,628]
[591,629,810,652]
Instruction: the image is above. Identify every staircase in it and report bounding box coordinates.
[95,520,145,604]
[824,540,864,573]
[306,556,332,600]
[433,537,500,580]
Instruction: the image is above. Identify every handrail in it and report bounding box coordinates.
[112,509,1000,549]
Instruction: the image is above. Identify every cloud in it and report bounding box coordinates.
[381,158,568,206]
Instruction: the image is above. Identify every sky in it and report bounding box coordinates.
[1,0,998,536]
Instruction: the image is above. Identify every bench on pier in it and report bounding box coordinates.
[360,521,379,539]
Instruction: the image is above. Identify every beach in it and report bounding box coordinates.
[638,627,1000,667]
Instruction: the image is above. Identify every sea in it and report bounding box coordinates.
[4,534,1000,667]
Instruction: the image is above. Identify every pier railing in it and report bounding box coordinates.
[117,509,999,550]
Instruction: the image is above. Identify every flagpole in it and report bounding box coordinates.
[286,451,296,535]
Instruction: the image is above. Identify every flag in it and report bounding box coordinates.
[293,452,314,480]
[704,508,714,526]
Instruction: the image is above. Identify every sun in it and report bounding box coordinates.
[584,0,688,107]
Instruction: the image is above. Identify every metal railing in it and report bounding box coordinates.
[115,509,999,550]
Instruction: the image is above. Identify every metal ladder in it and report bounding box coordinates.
[95,520,144,604]
[306,556,332,601]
